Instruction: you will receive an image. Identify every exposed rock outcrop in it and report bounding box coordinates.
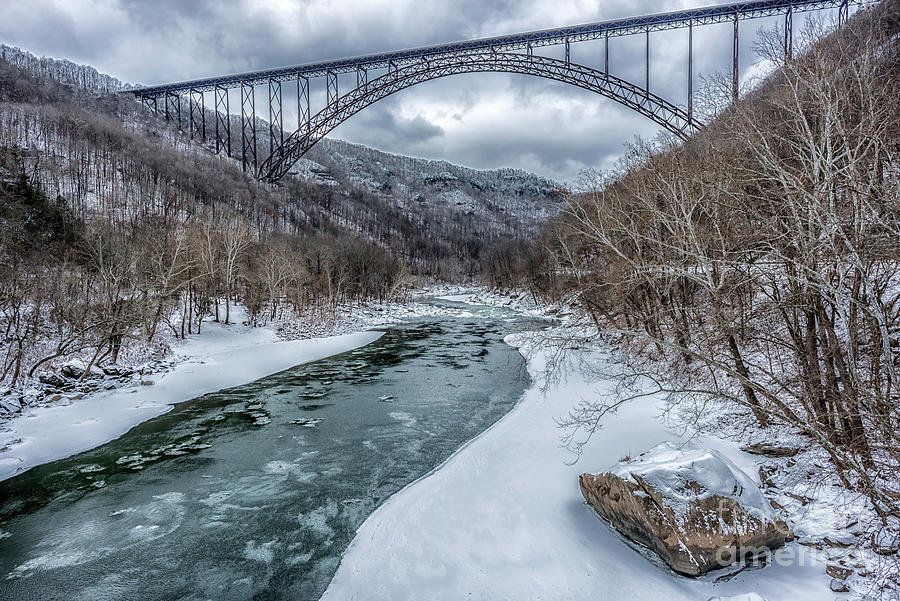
[580,442,790,576]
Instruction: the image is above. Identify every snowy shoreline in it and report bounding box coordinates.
[0,317,383,482]
[0,288,521,482]
[321,329,839,600]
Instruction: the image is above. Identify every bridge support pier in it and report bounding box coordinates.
[732,13,740,101]
[785,7,793,61]
[298,76,310,134]
[688,21,693,122]
[189,89,205,141]
[165,92,181,127]
[326,70,339,107]
[604,32,609,76]
[645,29,650,95]
[268,78,283,157]
[240,82,257,173]
[215,85,231,157]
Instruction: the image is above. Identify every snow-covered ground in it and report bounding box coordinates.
[0,308,383,481]
[322,332,842,601]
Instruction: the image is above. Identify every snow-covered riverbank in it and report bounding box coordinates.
[0,313,383,481]
[0,291,497,481]
[0,290,523,482]
[322,331,840,601]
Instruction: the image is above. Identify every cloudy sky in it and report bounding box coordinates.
[0,0,840,183]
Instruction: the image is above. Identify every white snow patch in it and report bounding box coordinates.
[608,441,776,523]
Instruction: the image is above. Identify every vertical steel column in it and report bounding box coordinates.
[356,66,367,87]
[688,21,693,122]
[645,28,650,94]
[732,12,740,101]
[839,0,848,25]
[326,70,338,107]
[240,81,257,173]
[564,37,570,64]
[165,92,181,124]
[214,85,231,157]
[527,42,533,57]
[189,89,205,141]
[604,31,609,76]
[297,76,310,134]
[784,7,793,61]
[268,78,283,156]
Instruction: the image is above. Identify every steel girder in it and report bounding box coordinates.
[259,52,703,183]
[129,0,858,97]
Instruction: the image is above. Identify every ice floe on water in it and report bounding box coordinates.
[388,411,416,428]
[263,459,318,482]
[244,540,278,564]
[0,329,383,481]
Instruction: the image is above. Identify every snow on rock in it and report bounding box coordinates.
[605,442,777,524]
[580,442,788,576]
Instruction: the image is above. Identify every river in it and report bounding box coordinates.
[0,300,543,600]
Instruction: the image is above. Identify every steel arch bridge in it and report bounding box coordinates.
[129,0,860,183]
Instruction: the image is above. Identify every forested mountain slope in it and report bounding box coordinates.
[519,0,900,545]
[0,43,563,279]
[0,43,561,393]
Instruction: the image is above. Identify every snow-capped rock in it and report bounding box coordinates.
[579,442,790,576]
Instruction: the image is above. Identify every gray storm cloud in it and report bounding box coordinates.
[0,0,840,183]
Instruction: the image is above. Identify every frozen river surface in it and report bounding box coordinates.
[0,302,540,600]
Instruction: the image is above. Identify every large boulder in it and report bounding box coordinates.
[38,372,68,388]
[60,359,87,379]
[580,442,789,576]
[101,364,134,377]
[60,359,102,380]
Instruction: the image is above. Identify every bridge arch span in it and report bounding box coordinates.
[259,52,702,183]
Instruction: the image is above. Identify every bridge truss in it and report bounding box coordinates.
[130,0,860,183]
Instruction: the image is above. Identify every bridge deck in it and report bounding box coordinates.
[131,0,850,96]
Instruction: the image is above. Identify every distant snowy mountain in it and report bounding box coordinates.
[301,138,564,229]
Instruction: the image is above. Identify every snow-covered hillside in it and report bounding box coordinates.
[302,138,564,226]
[0,44,564,235]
